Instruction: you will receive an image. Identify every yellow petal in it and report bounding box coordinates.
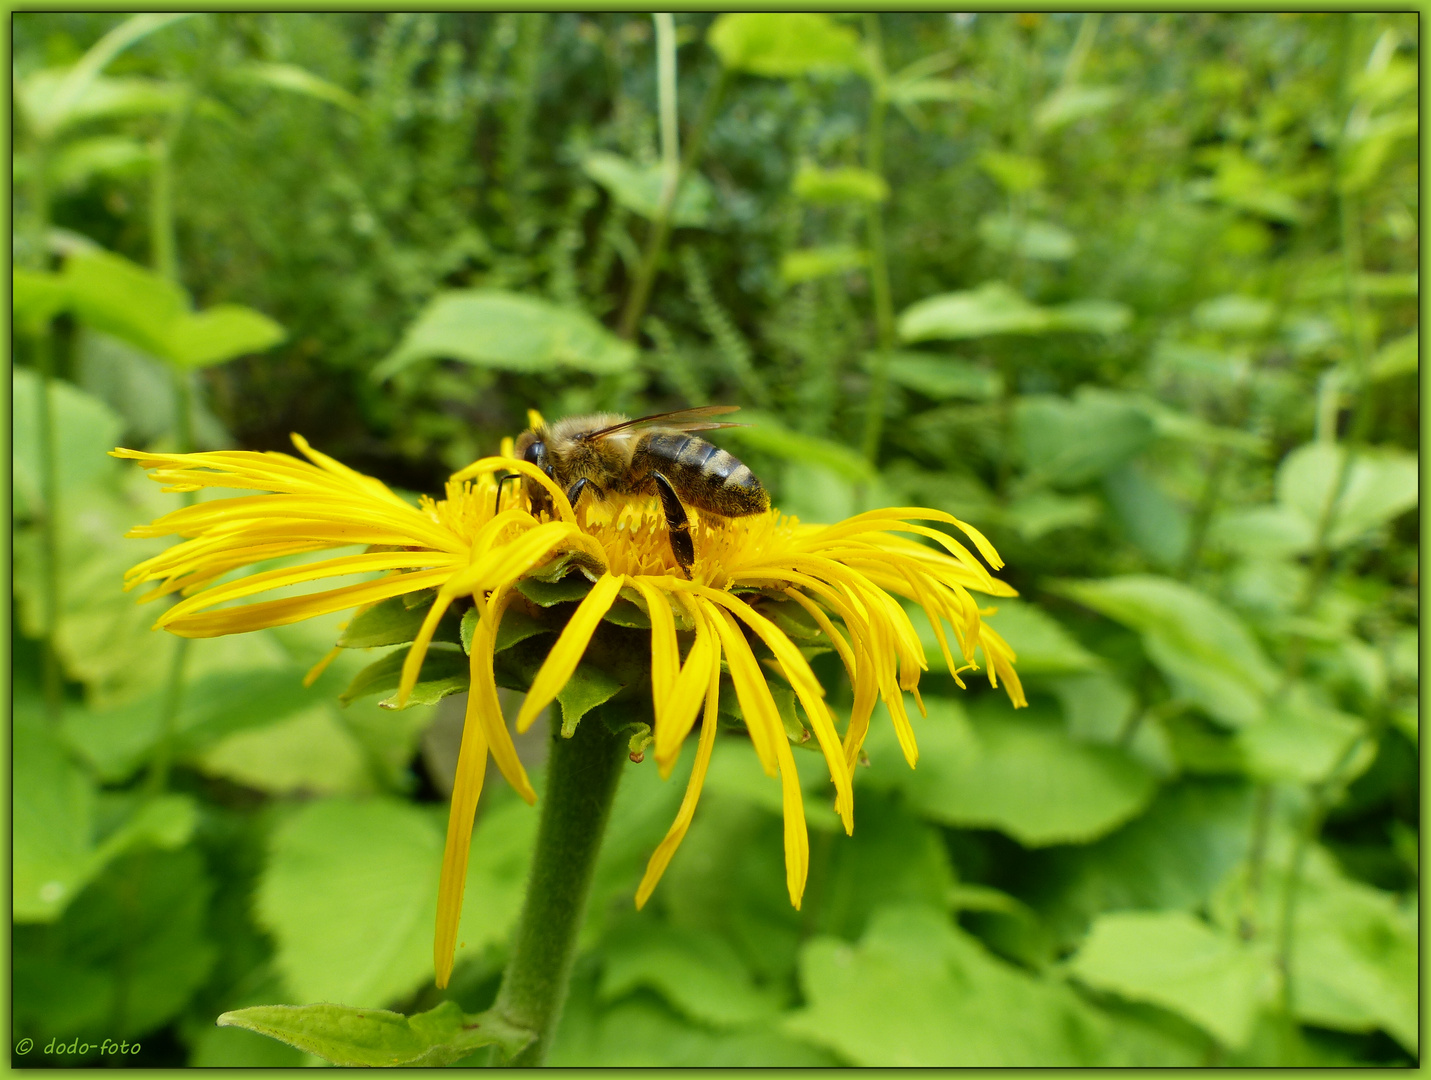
[654,596,715,776]
[631,579,680,741]
[432,649,493,990]
[707,606,782,778]
[635,632,721,909]
[515,573,626,733]
[469,589,538,803]
[450,456,576,524]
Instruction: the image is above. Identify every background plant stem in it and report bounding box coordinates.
[858,12,896,463]
[616,68,728,341]
[492,715,628,1065]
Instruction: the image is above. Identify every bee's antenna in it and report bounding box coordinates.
[495,472,519,514]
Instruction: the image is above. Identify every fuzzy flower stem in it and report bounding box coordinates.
[492,713,628,1066]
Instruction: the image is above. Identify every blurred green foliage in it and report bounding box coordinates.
[11,11,1417,1066]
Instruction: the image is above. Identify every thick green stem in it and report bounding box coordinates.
[859,13,896,463]
[617,69,728,341]
[493,715,628,1065]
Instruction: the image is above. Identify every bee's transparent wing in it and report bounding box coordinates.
[587,405,746,439]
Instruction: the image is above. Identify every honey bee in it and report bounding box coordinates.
[512,406,769,574]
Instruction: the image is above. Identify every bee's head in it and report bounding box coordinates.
[512,428,554,516]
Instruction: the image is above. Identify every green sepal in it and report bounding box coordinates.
[517,572,595,607]
[602,596,652,629]
[557,665,626,737]
[756,596,825,641]
[459,605,552,656]
[338,593,461,649]
[338,643,469,708]
[769,680,814,747]
[215,1000,534,1067]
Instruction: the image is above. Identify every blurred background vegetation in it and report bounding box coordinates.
[11,11,1418,1067]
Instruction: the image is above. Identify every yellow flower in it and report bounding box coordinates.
[113,432,1025,989]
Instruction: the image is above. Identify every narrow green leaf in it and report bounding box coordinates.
[708,13,863,78]
[792,163,889,204]
[338,644,468,708]
[779,245,868,285]
[557,664,626,737]
[217,1000,533,1067]
[517,572,596,607]
[338,594,460,650]
[582,151,714,227]
[226,61,363,114]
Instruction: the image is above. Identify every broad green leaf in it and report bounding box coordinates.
[792,163,889,204]
[1206,151,1303,223]
[1210,504,1316,559]
[1016,388,1155,488]
[1368,330,1417,381]
[785,904,1193,1065]
[339,643,469,707]
[257,795,536,1008]
[1193,294,1275,335]
[779,245,867,285]
[898,282,1130,342]
[48,134,151,191]
[166,304,286,369]
[373,290,636,381]
[866,351,1002,402]
[1048,671,1137,743]
[1030,779,1256,947]
[701,738,842,833]
[1054,575,1278,727]
[1275,442,1418,549]
[977,214,1077,261]
[12,366,124,516]
[581,151,714,226]
[217,1001,532,1067]
[978,150,1045,193]
[20,72,186,139]
[859,698,1156,846]
[193,706,375,795]
[598,921,782,1028]
[1069,910,1276,1048]
[1034,84,1122,130]
[1103,463,1191,567]
[225,61,363,114]
[13,847,215,1042]
[708,13,863,78]
[1234,687,1366,784]
[13,268,70,331]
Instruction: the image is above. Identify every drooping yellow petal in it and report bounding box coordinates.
[631,578,680,740]
[707,606,782,778]
[700,588,854,833]
[635,622,721,909]
[467,588,537,804]
[653,594,715,777]
[451,456,576,524]
[515,573,627,733]
[433,656,491,990]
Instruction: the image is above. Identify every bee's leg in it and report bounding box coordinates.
[652,472,695,577]
[565,477,601,510]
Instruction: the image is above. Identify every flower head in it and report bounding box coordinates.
[114,430,1024,988]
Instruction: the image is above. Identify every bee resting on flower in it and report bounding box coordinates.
[113,420,1025,988]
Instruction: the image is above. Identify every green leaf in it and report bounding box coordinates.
[1103,463,1191,567]
[1193,293,1275,334]
[21,72,186,139]
[977,214,1077,261]
[1234,686,1366,784]
[859,698,1157,846]
[785,905,1188,1065]
[792,163,889,204]
[581,151,714,227]
[1367,330,1417,381]
[1034,84,1122,131]
[1276,442,1418,549]
[715,409,877,484]
[257,796,536,1008]
[898,282,1130,342]
[13,268,71,331]
[225,61,363,114]
[217,1001,532,1067]
[708,13,863,78]
[339,644,469,708]
[598,922,783,1029]
[167,303,286,369]
[1069,910,1276,1048]
[1054,575,1278,727]
[62,248,189,358]
[1003,490,1102,540]
[978,150,1046,192]
[1016,388,1155,487]
[460,603,551,656]
[557,664,627,737]
[373,289,637,381]
[865,351,1002,402]
[12,366,124,517]
[779,244,868,285]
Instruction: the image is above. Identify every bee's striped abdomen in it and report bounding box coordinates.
[634,431,769,517]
